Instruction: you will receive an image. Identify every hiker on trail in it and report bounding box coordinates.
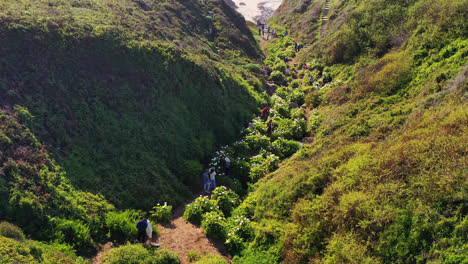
[209,167,217,190]
[294,42,298,52]
[203,169,210,193]
[136,216,148,243]
[266,120,274,137]
[258,26,262,36]
[262,106,270,121]
[220,155,231,174]
[209,24,214,35]
[285,66,290,76]
[284,29,288,36]
[271,29,276,38]
[146,219,153,243]
[267,32,270,40]
[309,75,314,85]
[261,24,265,37]
[224,156,231,175]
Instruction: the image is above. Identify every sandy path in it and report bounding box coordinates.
[155,206,231,264]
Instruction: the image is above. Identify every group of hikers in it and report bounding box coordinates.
[257,20,277,40]
[136,216,159,246]
[304,67,332,86]
[202,155,230,193]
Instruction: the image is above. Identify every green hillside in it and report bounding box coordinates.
[175,0,467,263]
[0,0,467,262]
[0,109,113,254]
[0,0,266,209]
[231,0,467,262]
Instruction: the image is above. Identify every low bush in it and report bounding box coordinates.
[274,118,306,140]
[243,63,263,74]
[201,211,227,240]
[106,210,140,243]
[271,138,300,158]
[183,197,218,225]
[192,254,227,264]
[50,218,92,251]
[269,71,285,84]
[187,250,201,262]
[150,204,173,224]
[211,186,240,217]
[101,243,179,264]
[249,152,280,182]
[245,133,271,153]
[0,222,25,241]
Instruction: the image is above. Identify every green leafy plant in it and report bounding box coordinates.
[201,211,227,240]
[101,243,179,264]
[211,186,240,217]
[183,197,218,225]
[150,204,173,224]
[105,210,140,242]
[0,222,25,241]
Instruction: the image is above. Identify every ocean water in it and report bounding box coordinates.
[231,0,282,22]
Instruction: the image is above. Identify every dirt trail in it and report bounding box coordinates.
[155,205,231,264]
[92,242,113,263]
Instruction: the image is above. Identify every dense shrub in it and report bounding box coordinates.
[249,152,280,182]
[211,186,240,217]
[187,250,201,262]
[245,133,271,153]
[0,222,25,241]
[243,63,263,74]
[274,118,306,140]
[150,204,173,224]
[0,236,86,264]
[101,243,179,264]
[201,211,227,240]
[269,71,286,84]
[183,197,218,225]
[105,210,140,242]
[271,138,300,158]
[51,218,92,251]
[180,160,203,187]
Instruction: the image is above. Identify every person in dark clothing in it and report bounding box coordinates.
[266,120,274,137]
[136,216,148,243]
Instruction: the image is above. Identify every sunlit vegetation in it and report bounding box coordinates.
[0,0,266,210]
[0,0,466,262]
[222,0,467,262]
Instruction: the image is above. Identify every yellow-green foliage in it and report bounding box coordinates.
[0,235,88,264]
[101,243,179,264]
[192,254,227,264]
[231,0,468,262]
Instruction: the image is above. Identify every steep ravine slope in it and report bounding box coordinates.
[0,0,266,209]
[226,0,467,263]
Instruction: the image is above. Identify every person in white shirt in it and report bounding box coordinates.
[146,219,153,243]
[209,167,216,190]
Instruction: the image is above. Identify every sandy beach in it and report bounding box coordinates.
[231,0,282,22]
